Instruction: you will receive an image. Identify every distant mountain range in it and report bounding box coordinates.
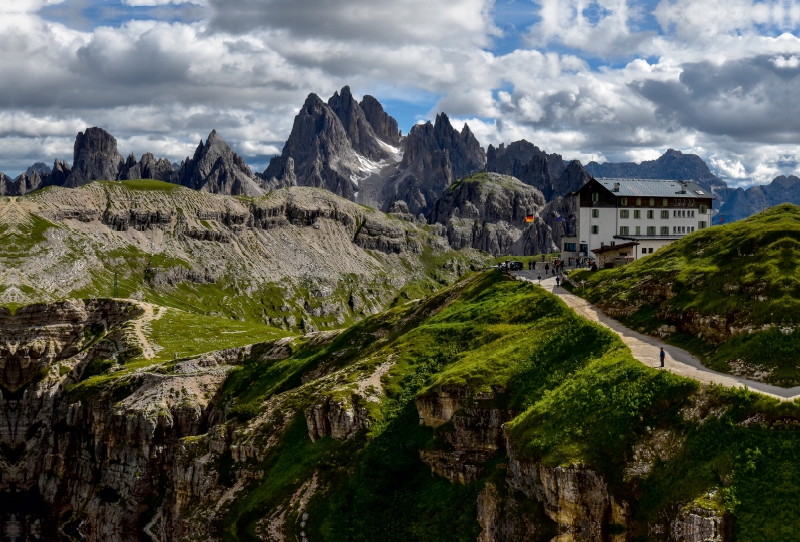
[3,85,800,225]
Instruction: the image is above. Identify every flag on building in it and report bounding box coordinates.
[525,214,534,223]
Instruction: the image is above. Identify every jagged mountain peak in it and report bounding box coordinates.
[328,85,389,161]
[360,94,401,145]
[172,129,263,196]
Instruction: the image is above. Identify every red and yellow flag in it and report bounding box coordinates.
[525,214,535,223]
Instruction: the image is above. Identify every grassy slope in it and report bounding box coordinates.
[570,203,800,386]
[14,180,485,329]
[210,271,800,542]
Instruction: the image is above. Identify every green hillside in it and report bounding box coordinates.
[571,203,800,386]
[160,270,800,541]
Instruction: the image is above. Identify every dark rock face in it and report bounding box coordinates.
[487,140,567,191]
[486,141,590,200]
[361,94,401,146]
[328,86,390,161]
[717,175,800,223]
[65,127,124,187]
[427,172,556,256]
[26,162,51,176]
[262,93,363,200]
[173,130,264,196]
[586,149,727,194]
[0,171,49,196]
[542,195,578,251]
[49,159,71,187]
[383,113,486,216]
[555,160,592,196]
[120,152,175,181]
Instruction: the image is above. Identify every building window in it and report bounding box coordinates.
[649,247,654,253]
[636,198,641,206]
[699,205,707,214]
[647,210,654,219]
[592,192,599,202]
[564,242,577,251]
[642,247,647,255]
[699,221,707,229]
[634,210,641,219]
[649,198,655,206]
[620,210,630,218]
[663,198,669,206]
[673,210,677,218]
[591,209,600,218]
[661,210,669,219]
[661,226,669,235]
[620,226,629,235]
[635,226,641,235]
[647,226,656,235]
[580,243,588,253]
[620,197,628,206]
[691,210,695,217]
[591,225,599,234]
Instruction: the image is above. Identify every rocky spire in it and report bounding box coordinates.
[65,127,124,187]
[262,93,363,200]
[360,94,401,146]
[328,85,389,161]
[386,112,486,216]
[173,130,264,196]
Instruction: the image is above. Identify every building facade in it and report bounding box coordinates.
[562,178,715,265]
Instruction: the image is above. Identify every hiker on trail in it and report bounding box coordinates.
[660,347,666,368]
[556,276,561,288]
[545,263,550,273]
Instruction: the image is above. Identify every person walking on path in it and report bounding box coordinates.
[545,263,550,274]
[538,273,542,284]
[660,347,666,368]
[556,276,561,288]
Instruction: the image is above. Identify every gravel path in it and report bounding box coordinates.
[514,271,800,401]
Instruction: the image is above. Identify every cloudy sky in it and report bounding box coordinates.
[2,0,800,186]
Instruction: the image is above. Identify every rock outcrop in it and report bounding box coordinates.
[382,113,486,215]
[262,93,365,200]
[26,162,51,176]
[120,152,175,181]
[173,130,264,196]
[716,175,800,223]
[65,127,125,187]
[328,85,391,161]
[305,394,371,441]
[487,140,567,198]
[427,172,556,255]
[361,94,402,146]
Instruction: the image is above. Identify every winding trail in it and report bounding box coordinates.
[514,271,800,401]
[130,302,163,360]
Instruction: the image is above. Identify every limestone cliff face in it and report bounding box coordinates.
[427,172,557,256]
[416,383,726,542]
[382,113,486,216]
[328,85,391,162]
[173,130,265,196]
[65,127,125,187]
[305,394,371,441]
[120,152,175,182]
[361,94,402,146]
[262,93,365,200]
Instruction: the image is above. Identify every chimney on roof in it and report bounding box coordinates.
[613,182,620,192]
[678,182,687,194]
